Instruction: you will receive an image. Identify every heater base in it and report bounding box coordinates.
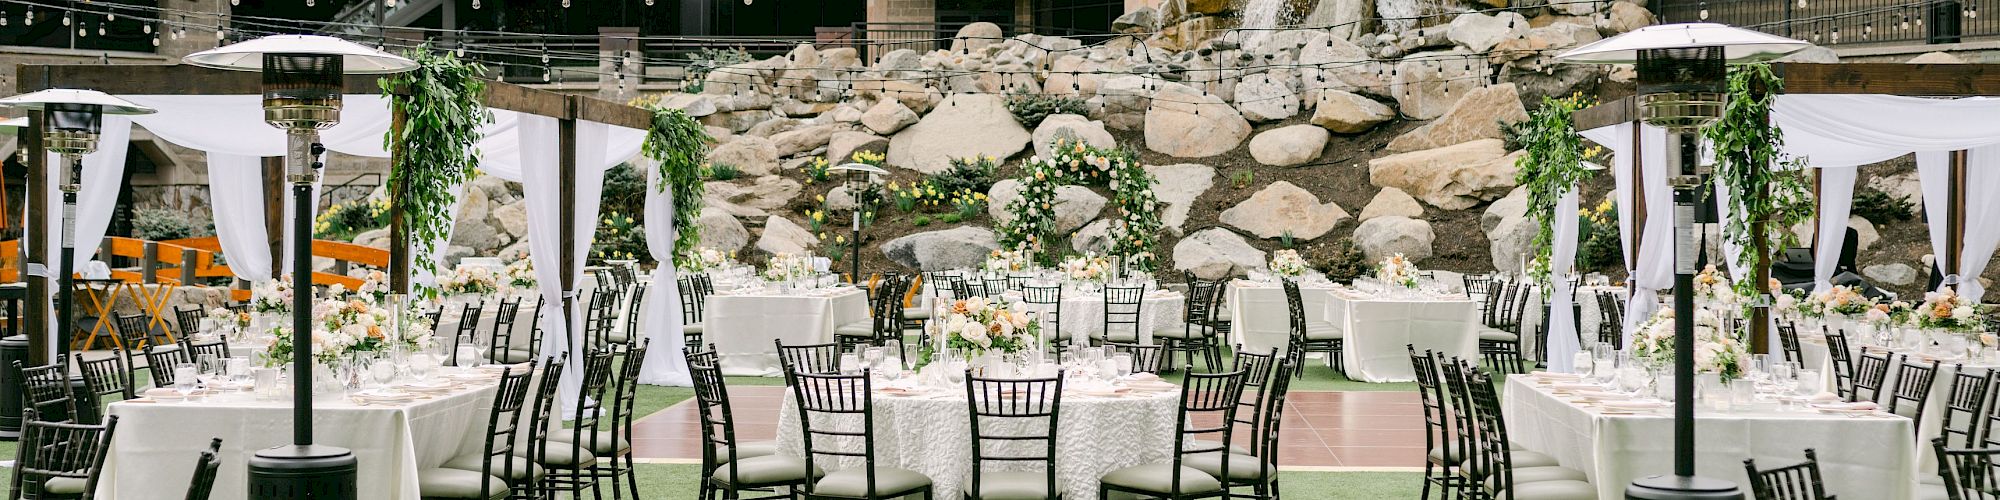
[247,444,357,500]
[1627,475,1744,500]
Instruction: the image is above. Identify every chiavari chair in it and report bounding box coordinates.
[690,356,805,500]
[1095,285,1146,346]
[1464,370,1592,499]
[1098,369,1246,500]
[963,371,1063,500]
[9,413,117,499]
[1158,277,1223,372]
[17,362,78,423]
[792,370,935,499]
[427,362,539,499]
[183,438,223,500]
[1744,449,1834,500]
[1107,342,1165,374]
[544,349,618,498]
[1190,360,1296,500]
[1283,280,1342,376]
[1932,437,2000,500]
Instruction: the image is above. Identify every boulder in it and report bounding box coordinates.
[1070,219,1115,254]
[1234,72,1300,122]
[1390,49,1484,120]
[1492,22,1601,66]
[1311,90,1396,133]
[1599,1,1654,35]
[1219,181,1351,240]
[986,179,1108,233]
[1089,75,1164,131]
[1368,139,1518,210]
[704,176,803,218]
[490,202,528,239]
[860,100,919,135]
[1174,228,1267,280]
[826,131,888,165]
[873,80,941,114]
[1248,125,1330,167]
[1354,216,1437,263]
[1031,114,1116,159]
[1143,83,1252,158]
[353,228,390,250]
[1793,215,1881,252]
[769,124,840,158]
[1304,0,1374,40]
[745,117,803,138]
[707,136,782,176]
[755,215,817,256]
[1376,0,1454,33]
[950,22,1005,54]
[1864,263,1919,286]
[656,93,717,117]
[882,226,1003,271]
[1482,186,1529,233]
[450,220,506,254]
[1143,163,1216,234]
[1500,63,1603,105]
[1387,83,1529,152]
[1300,33,1388,98]
[1872,171,1922,205]
[1113,7,1161,33]
[1488,215,1534,273]
[1447,12,1529,52]
[697,208,750,253]
[455,181,491,225]
[827,103,865,123]
[1909,51,1967,64]
[1360,188,1425,221]
[888,94,1031,174]
[702,110,767,134]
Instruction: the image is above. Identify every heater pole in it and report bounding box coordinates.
[290,130,317,447]
[54,156,78,367]
[1669,132,1699,479]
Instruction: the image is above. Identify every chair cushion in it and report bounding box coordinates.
[520,444,596,468]
[1460,450,1560,477]
[548,429,631,456]
[1484,466,1588,492]
[1096,332,1140,343]
[903,308,931,320]
[1154,324,1214,340]
[964,471,1064,500]
[494,349,536,365]
[812,466,933,498]
[42,477,85,495]
[716,440,778,463]
[1187,439,1251,456]
[442,453,544,483]
[1428,445,1459,465]
[1185,452,1271,482]
[1494,479,1597,500]
[683,324,704,334]
[606,332,630,343]
[1099,464,1223,495]
[417,467,512,499]
[1304,321,1342,340]
[834,322,875,337]
[711,455,822,488]
[1480,330,1521,342]
[1918,481,1950,500]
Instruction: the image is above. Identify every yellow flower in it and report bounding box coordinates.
[816,194,826,203]
[974,193,987,201]
[836,234,846,244]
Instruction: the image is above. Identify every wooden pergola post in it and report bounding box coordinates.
[558,96,580,365]
[1949,150,1969,283]
[22,110,44,366]
[387,96,409,295]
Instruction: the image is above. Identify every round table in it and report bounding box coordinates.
[999,288,1184,345]
[775,381,1181,499]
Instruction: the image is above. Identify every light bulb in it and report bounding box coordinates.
[744,0,752,4]
[216,27,226,40]
[97,24,104,35]
[106,13,113,21]
[455,46,465,57]
[471,0,479,8]
[151,35,159,46]
[645,0,654,4]
[76,27,85,37]
[1,15,9,27]
[142,23,150,33]
[561,0,570,6]
[62,12,70,26]
[231,0,238,4]
[1797,0,1806,7]
[307,0,315,5]
[1699,7,1709,20]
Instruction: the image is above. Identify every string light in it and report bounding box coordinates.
[1797,0,1806,7]
[61,11,69,25]
[142,22,149,33]
[471,0,479,9]
[96,21,104,36]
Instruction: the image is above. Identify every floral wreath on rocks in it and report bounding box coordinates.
[998,137,1162,270]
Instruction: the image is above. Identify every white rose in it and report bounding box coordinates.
[1955,306,1976,320]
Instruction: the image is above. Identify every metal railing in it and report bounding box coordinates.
[1659,0,1992,46]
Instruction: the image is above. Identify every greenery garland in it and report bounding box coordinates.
[380,45,493,294]
[1705,63,1815,297]
[1513,94,1598,285]
[640,107,713,269]
[999,138,1162,270]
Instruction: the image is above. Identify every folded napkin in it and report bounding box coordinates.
[1121,373,1161,382]
[1811,401,1878,411]
[1551,382,1605,391]
[1531,371,1587,381]
[144,387,204,398]
[1807,392,1842,403]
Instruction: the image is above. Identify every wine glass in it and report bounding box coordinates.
[173,363,199,401]
[863,347,885,373]
[195,354,221,383]
[838,353,860,375]
[226,356,252,387]
[1794,369,1820,400]
[408,352,436,382]
[370,353,399,389]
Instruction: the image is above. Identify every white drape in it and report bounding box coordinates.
[1581,122,1672,344]
[1546,189,1582,372]
[638,164,692,387]
[510,114,584,413]
[1812,166,1858,292]
[205,153,271,281]
[34,116,130,348]
[1955,148,2000,300]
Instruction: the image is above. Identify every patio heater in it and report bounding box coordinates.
[1558,24,1808,500]
[0,90,154,365]
[183,35,415,500]
[830,162,887,283]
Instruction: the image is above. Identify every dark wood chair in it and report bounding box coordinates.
[1745,449,1835,500]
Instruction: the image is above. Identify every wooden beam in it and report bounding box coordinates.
[22,111,44,366]
[571,94,654,130]
[15,64,596,120]
[1628,123,1647,270]
[1774,63,2000,96]
[481,82,571,120]
[1575,96,1638,132]
[558,97,579,360]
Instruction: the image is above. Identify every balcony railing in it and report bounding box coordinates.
[1659,0,1990,46]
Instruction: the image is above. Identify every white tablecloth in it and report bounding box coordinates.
[775,385,1180,499]
[99,369,541,500]
[1225,282,1334,355]
[1517,285,1626,361]
[706,288,871,376]
[1799,329,1990,475]
[1502,375,1918,500]
[1325,292,1478,383]
[1007,289,1181,345]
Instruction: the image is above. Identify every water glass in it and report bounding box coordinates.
[838,353,861,375]
[1794,369,1820,398]
[226,356,252,386]
[1571,351,1594,376]
[253,368,282,401]
[370,354,399,388]
[1731,380,1757,408]
[408,353,436,382]
[1112,354,1133,378]
[1750,354,1772,383]
[173,363,199,400]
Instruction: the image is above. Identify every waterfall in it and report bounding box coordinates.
[1238,0,1293,47]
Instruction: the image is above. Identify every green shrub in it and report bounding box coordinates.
[708,163,740,181]
[135,207,215,241]
[1004,88,1088,128]
[1852,188,1916,222]
[599,163,647,221]
[1576,199,1622,273]
[1500,118,1534,151]
[591,211,648,264]
[1320,239,1372,283]
[940,213,964,224]
[931,156,1000,195]
[682,47,753,94]
[912,215,932,227]
[311,199,385,241]
[1230,170,1254,189]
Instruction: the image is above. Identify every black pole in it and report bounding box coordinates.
[54,156,77,367]
[291,174,312,446]
[850,200,862,283]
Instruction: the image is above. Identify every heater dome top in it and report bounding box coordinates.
[829,163,891,175]
[0,89,156,115]
[184,34,418,75]
[1558,23,1812,65]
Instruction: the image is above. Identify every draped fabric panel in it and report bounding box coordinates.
[206,153,273,281]
[514,114,583,414]
[638,164,692,387]
[1813,167,1858,292]
[1956,147,2000,300]
[1546,189,1582,372]
[1583,123,1675,345]
[34,116,131,351]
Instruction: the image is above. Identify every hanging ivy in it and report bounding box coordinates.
[1705,63,1815,298]
[1514,94,1598,286]
[640,107,712,269]
[381,45,493,295]
[998,138,1162,270]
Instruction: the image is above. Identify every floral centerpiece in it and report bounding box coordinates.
[348,270,391,304]
[1376,254,1419,289]
[1692,264,1736,304]
[681,247,733,273]
[503,259,536,294]
[266,298,435,368]
[436,265,500,297]
[206,307,252,332]
[250,278,294,314]
[1805,285,1873,317]
[984,248,1032,274]
[1916,289,1985,333]
[763,253,815,283]
[1864,300,1916,328]
[1269,249,1309,278]
[1630,307,1749,381]
[1058,254,1112,283]
[934,296,1039,359]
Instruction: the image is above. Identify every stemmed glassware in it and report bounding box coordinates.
[173,363,199,401]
